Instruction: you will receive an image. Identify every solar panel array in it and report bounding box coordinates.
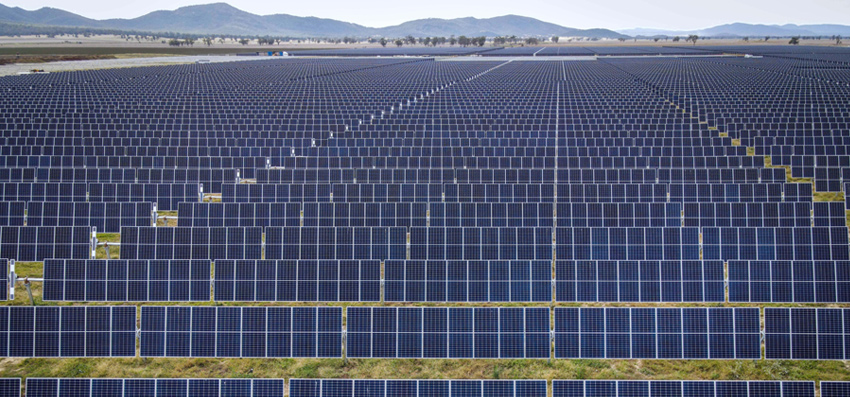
[552,380,814,397]
[43,259,211,301]
[25,378,284,397]
[765,307,850,360]
[347,307,550,358]
[554,307,761,359]
[3,47,850,390]
[140,306,342,357]
[27,202,153,233]
[289,379,547,397]
[0,306,136,357]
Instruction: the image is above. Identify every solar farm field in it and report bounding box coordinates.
[1,45,850,396]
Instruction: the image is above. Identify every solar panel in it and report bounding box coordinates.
[0,202,24,226]
[0,259,7,301]
[140,306,342,357]
[0,378,19,397]
[289,379,547,397]
[88,183,201,211]
[0,226,91,261]
[552,380,814,397]
[555,260,724,302]
[822,382,850,397]
[0,183,87,203]
[27,202,153,233]
[214,259,380,301]
[765,307,849,360]
[178,202,301,227]
[384,260,552,302]
[728,260,850,302]
[119,227,262,260]
[555,227,700,261]
[554,307,760,359]
[43,259,211,302]
[0,306,136,357]
[346,307,550,359]
[25,378,284,397]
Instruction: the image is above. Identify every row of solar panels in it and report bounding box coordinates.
[35,258,850,303]
[11,378,848,397]
[0,202,155,233]
[116,226,850,262]
[0,154,769,171]
[0,142,743,158]
[0,169,233,192]
[1,306,842,359]
[0,167,790,185]
[222,183,812,203]
[175,201,845,228]
[256,167,786,184]
[0,183,200,210]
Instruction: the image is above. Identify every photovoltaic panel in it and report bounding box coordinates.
[554,227,701,261]
[555,260,724,302]
[0,259,7,301]
[140,306,342,357]
[728,260,850,302]
[214,259,380,302]
[289,379,547,397]
[554,307,760,359]
[0,226,91,261]
[25,378,284,397]
[0,202,24,226]
[822,382,850,397]
[384,260,552,302]
[27,202,153,233]
[119,227,262,260]
[264,226,400,261]
[43,259,211,302]
[0,183,87,203]
[177,202,301,227]
[701,227,850,261]
[0,306,136,357]
[0,378,18,397]
[88,183,200,211]
[765,307,850,360]
[552,380,814,397]
[346,307,550,359]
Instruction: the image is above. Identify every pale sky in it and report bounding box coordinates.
[4,0,849,31]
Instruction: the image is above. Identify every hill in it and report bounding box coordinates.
[0,2,626,38]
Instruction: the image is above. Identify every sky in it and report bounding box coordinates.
[4,0,850,31]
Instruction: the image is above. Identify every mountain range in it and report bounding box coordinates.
[1,2,848,39]
[0,2,627,38]
[622,23,850,38]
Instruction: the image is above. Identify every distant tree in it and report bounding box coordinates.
[449,36,457,46]
[742,37,749,42]
[672,36,680,42]
[203,37,213,46]
[654,38,660,42]
[764,36,770,42]
[458,35,471,46]
[405,35,416,45]
[422,37,431,46]
[474,36,487,46]
[525,37,539,45]
[239,38,250,45]
[618,37,626,42]
[380,38,388,47]
[168,38,182,46]
[395,39,403,47]
[837,35,843,44]
[183,38,195,46]
[551,36,559,43]
[789,36,800,45]
[687,34,699,45]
